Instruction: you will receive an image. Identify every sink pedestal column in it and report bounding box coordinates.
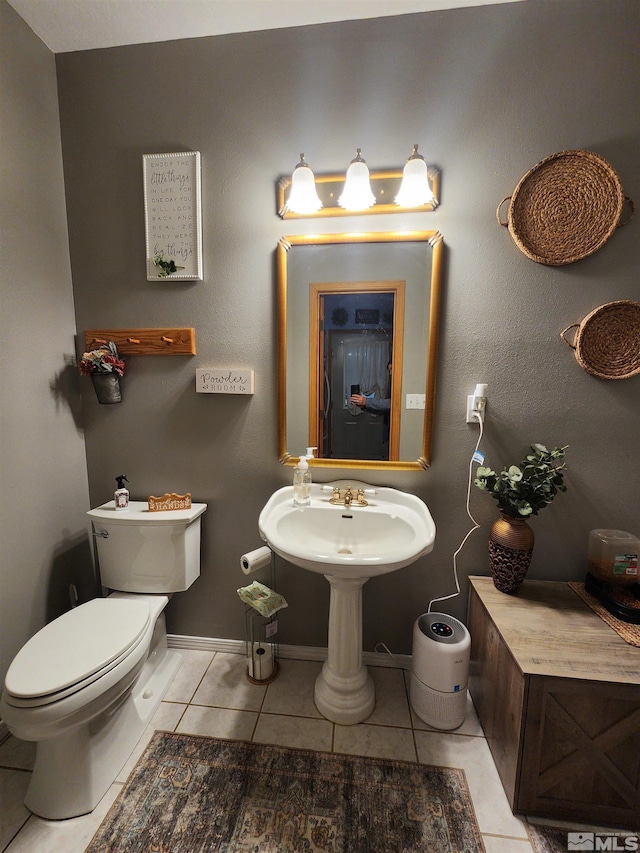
[314,576,375,725]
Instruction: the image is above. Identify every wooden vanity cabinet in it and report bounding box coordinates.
[467,576,640,828]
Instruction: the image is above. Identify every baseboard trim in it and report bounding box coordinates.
[168,634,411,670]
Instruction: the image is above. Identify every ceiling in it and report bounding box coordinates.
[7,0,523,53]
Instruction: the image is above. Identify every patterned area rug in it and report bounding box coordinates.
[86,731,485,852]
[527,823,576,852]
[527,823,640,853]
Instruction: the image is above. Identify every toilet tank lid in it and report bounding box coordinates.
[88,500,207,524]
[5,598,151,699]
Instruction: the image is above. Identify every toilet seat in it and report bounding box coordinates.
[4,598,151,707]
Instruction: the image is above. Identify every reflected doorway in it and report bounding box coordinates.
[309,281,405,461]
[329,331,391,459]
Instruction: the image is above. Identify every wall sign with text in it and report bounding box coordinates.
[196,369,255,395]
[143,152,203,281]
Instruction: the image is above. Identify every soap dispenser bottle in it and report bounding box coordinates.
[114,474,130,511]
[293,448,315,507]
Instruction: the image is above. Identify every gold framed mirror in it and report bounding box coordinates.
[277,230,444,471]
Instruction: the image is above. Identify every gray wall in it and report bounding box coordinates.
[25,0,639,657]
[0,1,92,686]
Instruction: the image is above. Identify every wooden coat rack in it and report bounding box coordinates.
[84,328,196,356]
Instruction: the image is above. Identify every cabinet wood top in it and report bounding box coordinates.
[469,576,640,684]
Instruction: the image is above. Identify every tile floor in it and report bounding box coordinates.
[0,650,627,853]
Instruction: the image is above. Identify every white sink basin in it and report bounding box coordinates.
[258,481,436,726]
[258,483,435,578]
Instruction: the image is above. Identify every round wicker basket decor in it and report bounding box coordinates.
[561,300,640,380]
[501,150,625,265]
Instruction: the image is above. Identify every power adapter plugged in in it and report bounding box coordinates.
[466,383,487,424]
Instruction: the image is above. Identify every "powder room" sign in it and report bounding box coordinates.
[195,369,255,395]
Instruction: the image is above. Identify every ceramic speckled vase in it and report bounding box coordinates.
[488,514,534,594]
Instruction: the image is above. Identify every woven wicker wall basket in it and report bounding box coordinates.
[560,301,640,380]
[497,150,635,265]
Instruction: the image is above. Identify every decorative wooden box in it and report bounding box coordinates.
[467,576,640,828]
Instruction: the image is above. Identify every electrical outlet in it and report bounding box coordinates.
[466,383,488,423]
[406,394,426,410]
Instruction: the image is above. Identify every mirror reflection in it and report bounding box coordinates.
[277,231,444,471]
[310,281,402,461]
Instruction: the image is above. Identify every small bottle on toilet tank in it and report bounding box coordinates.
[114,474,130,511]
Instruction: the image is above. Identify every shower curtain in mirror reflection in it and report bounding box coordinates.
[344,340,391,414]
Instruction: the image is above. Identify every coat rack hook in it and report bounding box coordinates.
[84,328,195,356]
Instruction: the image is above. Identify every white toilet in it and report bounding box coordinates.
[0,499,206,820]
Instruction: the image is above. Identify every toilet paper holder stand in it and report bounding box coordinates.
[245,610,279,684]
[243,550,280,684]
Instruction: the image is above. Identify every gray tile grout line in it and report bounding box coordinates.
[402,667,420,763]
[250,665,271,741]
[2,816,30,853]
[169,648,220,731]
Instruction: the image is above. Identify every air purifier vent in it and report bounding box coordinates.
[410,673,467,730]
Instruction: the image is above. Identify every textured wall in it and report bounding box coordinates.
[0,0,91,686]
[56,0,639,654]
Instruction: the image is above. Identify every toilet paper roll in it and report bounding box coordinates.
[241,546,272,575]
[247,642,274,681]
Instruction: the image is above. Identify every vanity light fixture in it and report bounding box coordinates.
[277,146,440,219]
[285,153,323,214]
[338,148,376,211]
[395,144,435,208]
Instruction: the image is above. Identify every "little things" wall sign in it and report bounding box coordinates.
[143,152,203,281]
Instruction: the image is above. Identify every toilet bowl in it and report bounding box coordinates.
[0,500,206,819]
[1,593,179,818]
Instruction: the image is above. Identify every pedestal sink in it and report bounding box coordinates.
[258,481,436,724]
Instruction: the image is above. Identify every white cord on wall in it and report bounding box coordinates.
[427,410,484,613]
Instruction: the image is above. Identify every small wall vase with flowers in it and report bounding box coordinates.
[78,341,125,404]
[474,444,568,593]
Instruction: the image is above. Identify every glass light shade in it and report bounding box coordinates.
[286,154,322,214]
[395,144,435,207]
[338,149,376,211]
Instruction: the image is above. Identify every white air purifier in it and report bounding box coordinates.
[410,612,471,730]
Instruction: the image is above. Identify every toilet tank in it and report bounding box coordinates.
[87,501,207,593]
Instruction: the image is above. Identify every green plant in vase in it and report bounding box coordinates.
[474,444,568,593]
